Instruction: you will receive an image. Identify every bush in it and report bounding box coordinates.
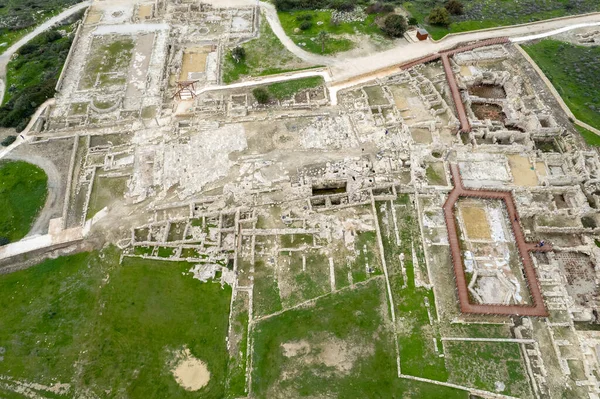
[295,14,313,22]
[381,14,408,38]
[1,135,16,146]
[0,236,9,246]
[331,1,355,12]
[231,46,246,62]
[299,20,312,30]
[253,88,270,104]
[428,7,451,26]
[366,2,394,14]
[445,0,464,15]
[408,17,418,26]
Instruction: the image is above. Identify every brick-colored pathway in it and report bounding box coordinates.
[399,37,510,134]
[443,164,549,316]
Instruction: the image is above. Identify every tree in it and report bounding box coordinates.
[381,14,408,38]
[445,0,464,15]
[231,46,246,63]
[253,88,270,104]
[317,30,329,54]
[299,20,312,30]
[1,135,16,147]
[428,7,451,26]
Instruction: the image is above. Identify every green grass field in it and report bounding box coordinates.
[222,16,319,83]
[523,40,600,134]
[403,0,600,40]
[251,278,467,398]
[0,250,232,398]
[267,76,323,99]
[0,161,47,243]
[445,341,532,397]
[575,125,600,147]
[277,10,387,55]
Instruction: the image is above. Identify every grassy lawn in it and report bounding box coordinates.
[222,16,317,84]
[277,9,388,55]
[576,125,600,147]
[0,0,82,54]
[251,278,467,398]
[445,341,532,398]
[376,196,448,381]
[0,161,47,243]
[267,76,323,99]
[0,250,232,398]
[403,0,600,40]
[523,40,600,131]
[86,175,129,219]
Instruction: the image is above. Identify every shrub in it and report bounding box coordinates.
[1,135,16,146]
[231,46,246,63]
[382,14,408,38]
[295,14,313,22]
[408,16,418,26]
[445,0,464,15]
[366,2,394,14]
[253,88,270,104]
[0,236,9,246]
[299,20,312,30]
[331,1,355,12]
[428,7,451,26]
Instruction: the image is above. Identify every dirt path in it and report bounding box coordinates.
[0,1,91,104]
[259,2,334,66]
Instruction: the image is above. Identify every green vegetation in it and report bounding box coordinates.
[0,250,232,398]
[381,14,408,38]
[523,40,600,132]
[80,37,134,89]
[445,341,532,397]
[0,15,82,131]
[426,163,446,185]
[222,18,317,83]
[267,76,323,99]
[0,0,82,53]
[376,196,448,381]
[253,87,270,104]
[403,0,600,40]
[0,161,47,244]
[253,258,283,317]
[1,135,16,146]
[277,9,386,55]
[575,125,600,147]
[252,279,467,398]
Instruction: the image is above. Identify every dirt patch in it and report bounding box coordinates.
[171,347,210,391]
[179,47,212,81]
[138,4,153,19]
[471,103,505,122]
[468,84,506,99]
[282,340,311,357]
[508,155,537,187]
[461,205,491,240]
[281,335,373,375]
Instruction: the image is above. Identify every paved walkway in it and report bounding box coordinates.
[0,1,91,104]
[443,164,550,317]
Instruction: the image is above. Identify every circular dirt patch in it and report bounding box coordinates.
[171,348,210,391]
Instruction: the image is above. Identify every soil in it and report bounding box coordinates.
[171,347,211,391]
[461,205,491,240]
